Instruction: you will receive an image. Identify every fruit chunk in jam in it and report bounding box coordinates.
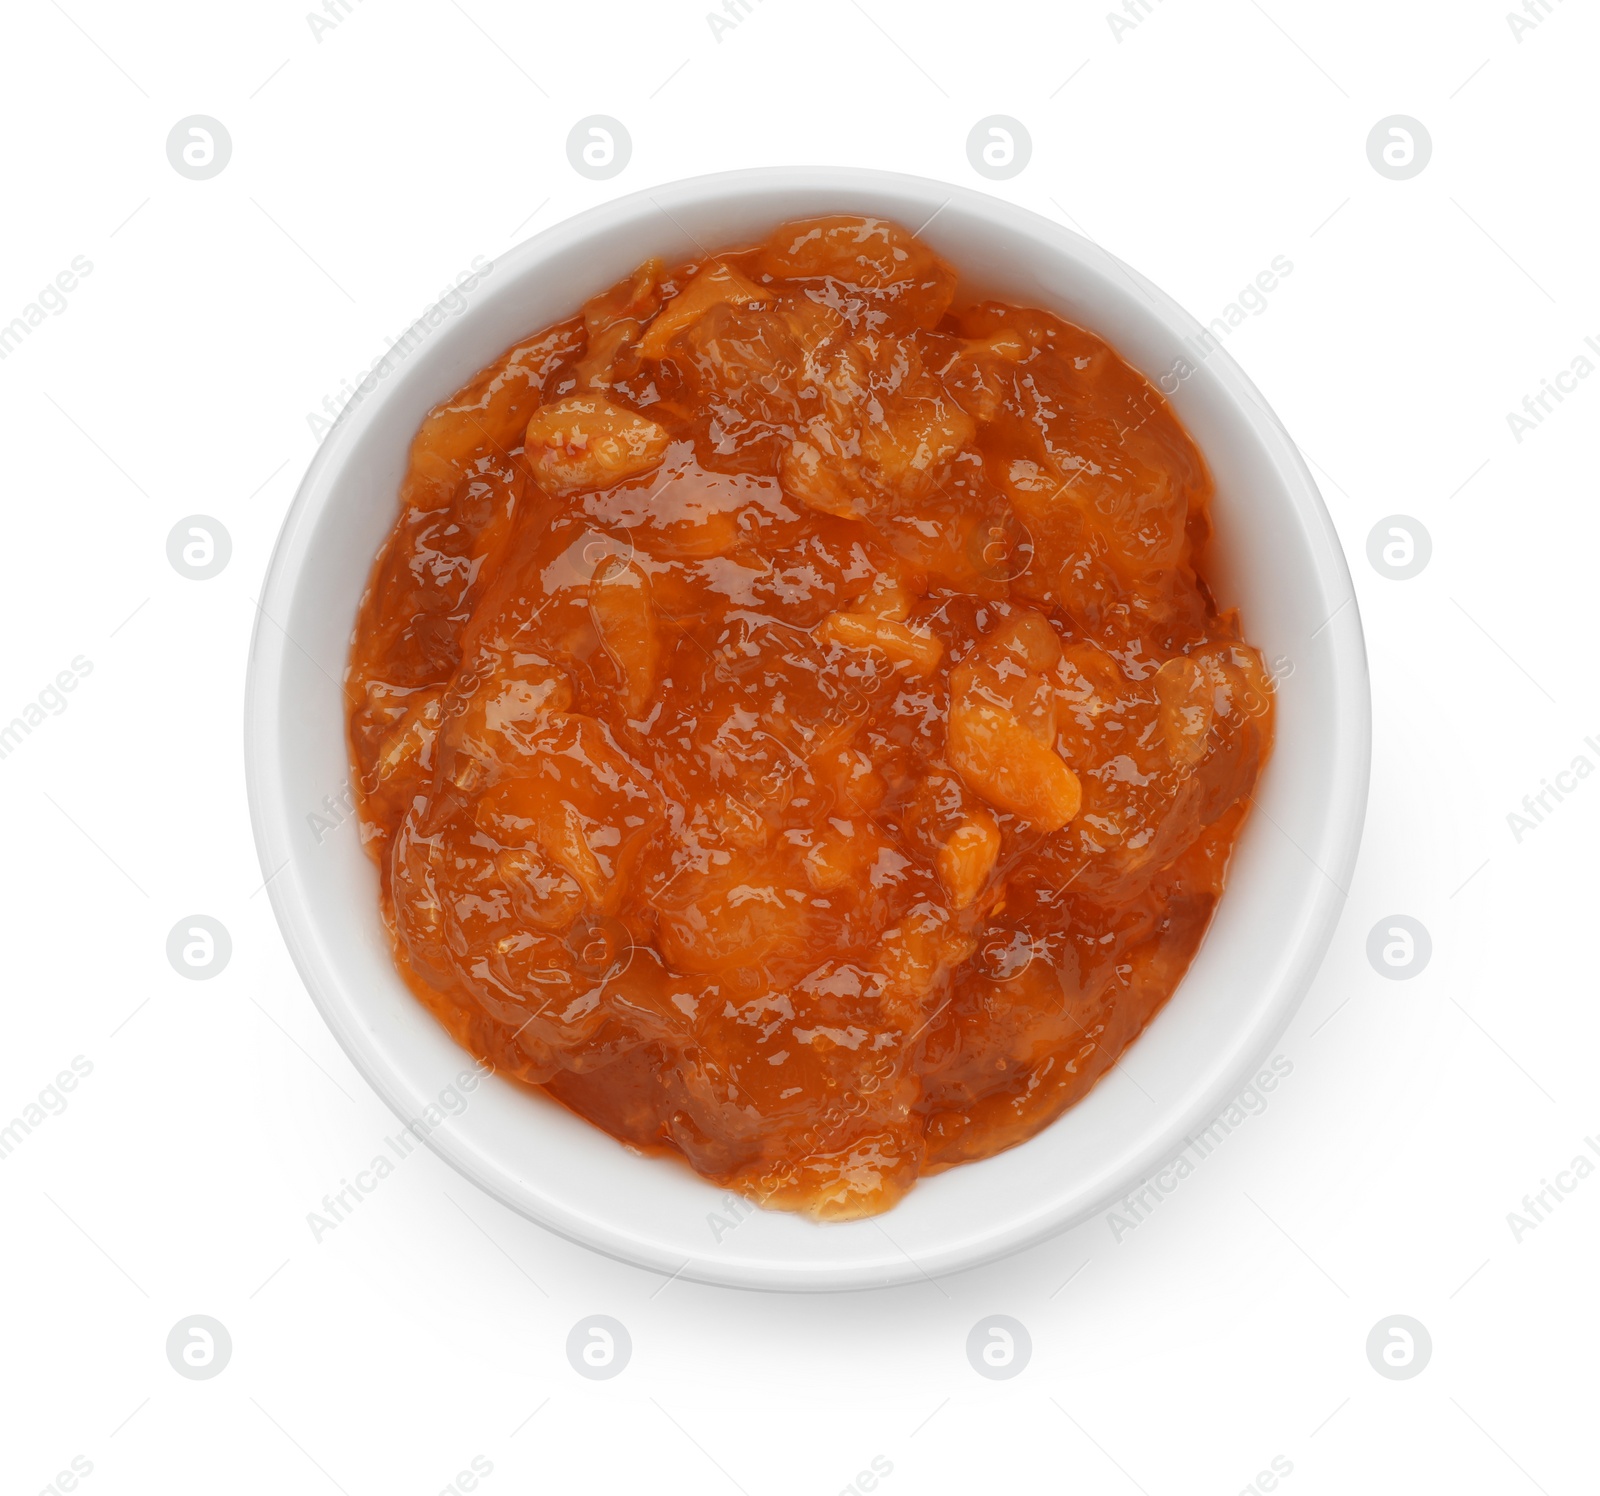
[347,215,1273,1219]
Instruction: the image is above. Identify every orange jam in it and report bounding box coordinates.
[346,215,1273,1219]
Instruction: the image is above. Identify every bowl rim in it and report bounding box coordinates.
[244,164,1370,1291]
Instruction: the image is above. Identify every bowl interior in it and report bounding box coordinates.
[246,167,1367,1290]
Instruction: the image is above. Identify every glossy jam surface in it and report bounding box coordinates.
[347,216,1274,1219]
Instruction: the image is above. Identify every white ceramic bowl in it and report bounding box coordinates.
[245,166,1369,1291]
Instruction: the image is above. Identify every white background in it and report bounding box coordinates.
[1,1,1595,1492]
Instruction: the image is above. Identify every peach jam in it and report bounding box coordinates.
[346,215,1273,1218]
